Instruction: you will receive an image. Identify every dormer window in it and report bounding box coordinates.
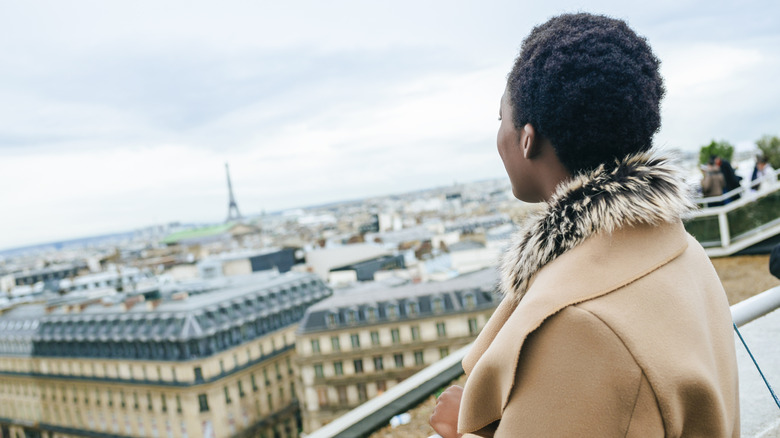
[327,312,338,327]
[407,301,419,317]
[366,306,377,322]
[433,297,444,314]
[347,309,357,324]
[387,303,399,319]
[464,292,476,310]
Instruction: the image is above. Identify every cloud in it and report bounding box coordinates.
[2,0,780,249]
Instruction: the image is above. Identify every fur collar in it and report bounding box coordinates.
[500,152,695,303]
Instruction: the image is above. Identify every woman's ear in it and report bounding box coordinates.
[521,124,540,159]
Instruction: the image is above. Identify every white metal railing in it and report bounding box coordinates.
[309,286,780,437]
[732,286,780,327]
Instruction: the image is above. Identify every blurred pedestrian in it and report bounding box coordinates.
[701,157,725,206]
[716,156,742,203]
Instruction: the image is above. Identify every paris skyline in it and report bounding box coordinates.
[1,0,779,250]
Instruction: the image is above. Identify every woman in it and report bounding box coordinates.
[430,13,739,437]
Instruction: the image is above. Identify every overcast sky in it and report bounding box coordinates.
[1,0,778,250]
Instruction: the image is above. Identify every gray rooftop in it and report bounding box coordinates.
[0,271,332,360]
[299,268,499,333]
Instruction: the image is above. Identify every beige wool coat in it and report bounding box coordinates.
[458,154,740,437]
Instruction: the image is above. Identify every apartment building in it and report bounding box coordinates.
[295,268,499,432]
[0,271,331,438]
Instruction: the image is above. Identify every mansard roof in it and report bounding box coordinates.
[298,268,499,334]
[0,271,331,360]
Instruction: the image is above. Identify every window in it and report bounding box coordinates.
[133,392,139,410]
[317,388,329,408]
[353,359,364,374]
[465,293,476,309]
[373,356,384,371]
[147,392,153,411]
[275,362,282,380]
[367,306,377,321]
[391,328,400,344]
[436,322,447,338]
[314,364,324,378]
[357,383,368,402]
[433,297,444,313]
[238,380,245,398]
[176,395,182,414]
[327,313,337,326]
[224,386,232,404]
[376,380,387,394]
[107,389,113,407]
[414,350,424,366]
[394,353,404,368]
[337,386,348,404]
[370,331,380,346]
[468,318,478,335]
[219,360,225,373]
[411,325,420,341]
[387,304,399,319]
[263,368,270,385]
[251,373,259,391]
[334,361,344,376]
[439,347,450,359]
[120,391,126,408]
[198,394,209,412]
[194,367,203,383]
[267,393,274,410]
[350,333,360,349]
[347,309,357,324]
[161,394,168,412]
[407,301,418,316]
[311,339,320,353]
[331,336,341,351]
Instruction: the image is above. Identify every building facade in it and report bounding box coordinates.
[295,269,499,433]
[0,271,331,438]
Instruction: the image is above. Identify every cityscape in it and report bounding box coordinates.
[0,165,528,438]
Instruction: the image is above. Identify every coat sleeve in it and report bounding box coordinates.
[493,305,664,438]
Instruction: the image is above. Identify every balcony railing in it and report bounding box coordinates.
[310,285,780,438]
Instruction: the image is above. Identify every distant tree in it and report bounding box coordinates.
[756,135,780,168]
[699,140,735,164]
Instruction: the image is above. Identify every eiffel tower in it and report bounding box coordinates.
[225,162,243,222]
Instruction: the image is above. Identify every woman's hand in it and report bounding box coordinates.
[430,385,464,438]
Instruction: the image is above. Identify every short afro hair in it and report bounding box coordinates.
[507,13,665,174]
